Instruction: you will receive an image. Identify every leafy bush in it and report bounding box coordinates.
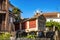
[0,32,10,40]
[19,35,35,38]
[19,34,36,38]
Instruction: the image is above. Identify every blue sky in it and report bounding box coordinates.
[10,0,60,18]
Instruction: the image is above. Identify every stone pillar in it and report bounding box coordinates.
[27,21,29,29]
[53,26,55,31]
[19,13,21,30]
[36,19,38,36]
[20,22,21,30]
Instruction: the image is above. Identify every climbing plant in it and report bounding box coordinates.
[46,20,60,30]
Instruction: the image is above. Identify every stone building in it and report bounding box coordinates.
[21,11,46,34]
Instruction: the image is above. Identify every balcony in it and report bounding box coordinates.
[0,10,6,13]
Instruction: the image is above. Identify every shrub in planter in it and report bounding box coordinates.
[26,35,36,38]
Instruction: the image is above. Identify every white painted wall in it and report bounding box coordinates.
[9,16,15,23]
[57,13,60,18]
[46,18,60,22]
[10,17,13,23]
[36,19,38,31]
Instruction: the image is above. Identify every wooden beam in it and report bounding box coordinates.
[0,11,6,13]
[9,2,14,8]
[5,0,9,31]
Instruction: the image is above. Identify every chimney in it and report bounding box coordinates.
[57,13,60,18]
[34,10,43,16]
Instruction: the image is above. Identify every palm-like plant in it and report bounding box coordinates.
[12,7,20,14]
[12,7,22,21]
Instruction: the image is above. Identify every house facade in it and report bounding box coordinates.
[0,0,16,32]
[21,13,46,33]
[43,12,60,31]
[21,11,60,33]
[43,12,60,22]
[0,0,9,32]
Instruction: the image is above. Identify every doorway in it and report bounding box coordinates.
[0,14,5,31]
[14,22,20,31]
